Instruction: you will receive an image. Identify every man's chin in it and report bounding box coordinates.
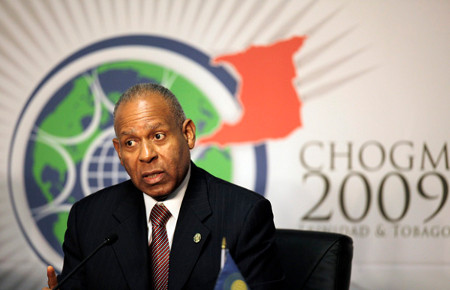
[141,185,172,200]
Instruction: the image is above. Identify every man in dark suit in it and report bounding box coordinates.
[44,83,284,289]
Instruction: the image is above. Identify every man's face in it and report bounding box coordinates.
[113,94,196,199]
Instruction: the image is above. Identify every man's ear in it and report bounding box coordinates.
[112,138,124,166]
[182,119,196,149]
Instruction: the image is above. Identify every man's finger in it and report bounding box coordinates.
[47,265,58,289]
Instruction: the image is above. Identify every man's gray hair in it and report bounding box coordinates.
[113,83,186,129]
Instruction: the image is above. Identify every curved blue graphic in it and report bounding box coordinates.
[8,35,268,267]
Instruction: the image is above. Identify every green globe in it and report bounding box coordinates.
[27,60,232,253]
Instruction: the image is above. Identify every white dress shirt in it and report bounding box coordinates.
[143,165,190,248]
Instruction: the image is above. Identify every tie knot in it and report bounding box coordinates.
[150,204,171,227]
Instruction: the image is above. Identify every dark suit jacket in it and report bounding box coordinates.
[59,163,284,289]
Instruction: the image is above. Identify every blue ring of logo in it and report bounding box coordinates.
[8,35,268,267]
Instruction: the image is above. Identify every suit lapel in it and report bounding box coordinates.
[168,164,212,290]
[111,181,150,290]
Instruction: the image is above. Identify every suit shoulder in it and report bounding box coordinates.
[196,165,266,203]
[73,179,137,210]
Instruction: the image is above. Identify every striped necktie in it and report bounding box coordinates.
[150,203,172,290]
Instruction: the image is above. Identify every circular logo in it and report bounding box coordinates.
[8,35,268,269]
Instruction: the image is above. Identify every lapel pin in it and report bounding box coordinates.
[193,233,201,243]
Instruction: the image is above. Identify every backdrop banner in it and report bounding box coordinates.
[0,1,448,289]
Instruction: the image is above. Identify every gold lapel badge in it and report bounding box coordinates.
[193,233,201,243]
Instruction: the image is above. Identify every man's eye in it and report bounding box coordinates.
[155,133,165,140]
[125,140,135,146]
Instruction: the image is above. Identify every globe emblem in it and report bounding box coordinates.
[82,129,128,195]
[10,35,265,269]
[23,59,229,258]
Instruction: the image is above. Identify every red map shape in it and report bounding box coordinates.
[200,36,305,146]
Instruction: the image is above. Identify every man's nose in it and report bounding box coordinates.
[139,140,157,162]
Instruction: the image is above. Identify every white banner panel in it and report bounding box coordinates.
[0,1,448,289]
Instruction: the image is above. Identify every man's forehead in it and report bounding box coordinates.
[115,94,168,119]
[113,93,173,133]
[118,122,165,135]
